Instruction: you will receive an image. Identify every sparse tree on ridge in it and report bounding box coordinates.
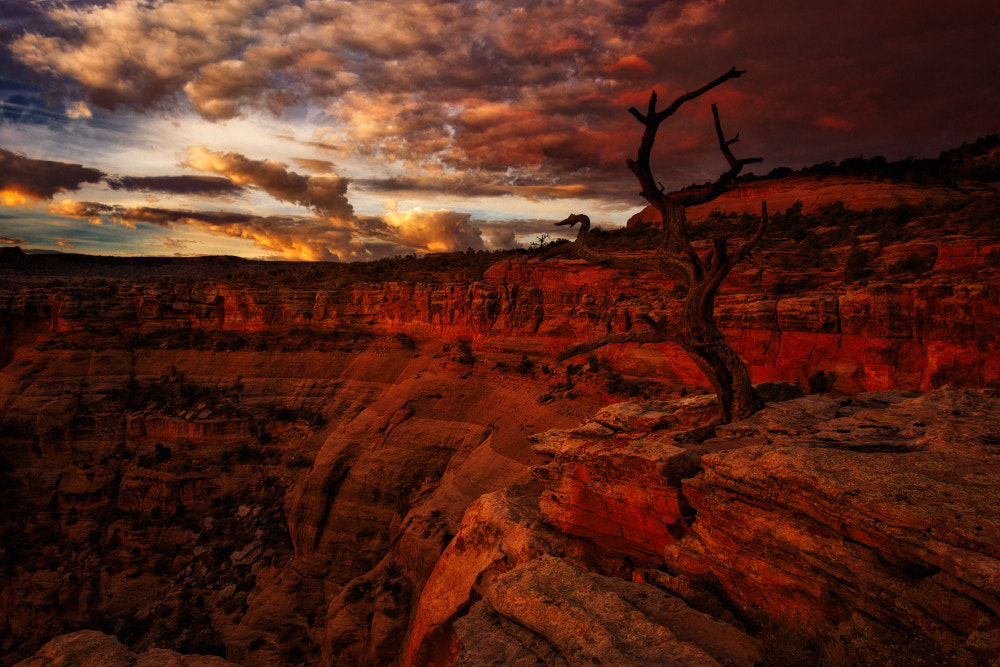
[545,67,766,423]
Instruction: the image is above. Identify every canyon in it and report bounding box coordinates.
[3,186,1000,665]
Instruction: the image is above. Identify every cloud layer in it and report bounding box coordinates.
[3,1,997,257]
[183,147,354,220]
[0,149,103,204]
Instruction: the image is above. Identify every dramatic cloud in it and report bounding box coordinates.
[106,175,245,196]
[0,149,104,204]
[50,199,255,229]
[0,235,24,245]
[3,1,997,257]
[379,204,485,254]
[183,147,354,220]
[48,200,110,226]
[48,194,497,260]
[9,0,278,115]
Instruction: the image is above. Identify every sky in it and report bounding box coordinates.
[0,0,997,261]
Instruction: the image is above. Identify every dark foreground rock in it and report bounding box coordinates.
[13,629,239,666]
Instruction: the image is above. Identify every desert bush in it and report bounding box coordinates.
[454,339,477,365]
[808,371,834,394]
[603,371,656,398]
[515,354,535,375]
[844,244,873,281]
[887,252,935,277]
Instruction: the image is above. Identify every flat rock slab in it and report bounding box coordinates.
[666,388,1000,664]
[14,629,239,667]
[454,555,759,667]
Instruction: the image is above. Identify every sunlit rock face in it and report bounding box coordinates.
[5,230,1000,397]
[528,397,718,562]
[406,388,1000,666]
[663,388,1000,665]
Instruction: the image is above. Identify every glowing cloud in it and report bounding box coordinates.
[0,149,104,202]
[183,147,354,220]
[380,203,485,253]
[65,101,92,119]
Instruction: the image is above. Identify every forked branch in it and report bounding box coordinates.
[557,328,673,362]
[676,104,763,208]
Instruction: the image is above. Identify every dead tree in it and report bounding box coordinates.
[549,67,766,423]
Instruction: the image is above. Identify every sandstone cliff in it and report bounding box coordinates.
[1,216,999,664]
[411,387,1000,666]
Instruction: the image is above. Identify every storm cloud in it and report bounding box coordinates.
[183,147,355,220]
[3,1,997,257]
[0,149,103,204]
[106,175,245,196]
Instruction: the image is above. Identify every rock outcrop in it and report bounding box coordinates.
[454,555,760,667]
[513,388,1000,665]
[2,224,1000,665]
[664,388,1000,665]
[13,629,239,666]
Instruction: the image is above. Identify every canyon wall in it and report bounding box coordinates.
[7,233,999,393]
[2,233,999,665]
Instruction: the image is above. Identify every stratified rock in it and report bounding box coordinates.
[403,485,594,667]
[531,422,699,562]
[13,629,237,667]
[664,388,1000,665]
[528,392,776,563]
[453,555,760,667]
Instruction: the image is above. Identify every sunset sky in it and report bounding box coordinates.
[0,0,996,260]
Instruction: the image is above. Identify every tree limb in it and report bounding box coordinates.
[557,328,673,362]
[675,103,762,208]
[626,67,747,127]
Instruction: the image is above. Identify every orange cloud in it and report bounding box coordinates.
[0,149,103,202]
[381,204,485,253]
[183,147,354,220]
[48,200,109,225]
[605,55,656,75]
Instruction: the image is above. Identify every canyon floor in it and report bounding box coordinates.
[3,168,1000,665]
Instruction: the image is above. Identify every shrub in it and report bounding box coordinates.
[514,354,535,375]
[454,339,477,365]
[887,252,935,277]
[844,244,873,281]
[603,371,655,398]
[807,371,833,394]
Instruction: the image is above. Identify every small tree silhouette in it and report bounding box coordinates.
[545,67,766,423]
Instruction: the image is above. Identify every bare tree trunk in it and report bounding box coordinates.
[676,286,764,422]
[547,68,768,423]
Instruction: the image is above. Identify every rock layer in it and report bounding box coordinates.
[663,389,1000,664]
[454,555,760,667]
[13,629,239,667]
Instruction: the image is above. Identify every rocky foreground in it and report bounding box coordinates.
[18,386,1000,666]
[404,386,1000,666]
